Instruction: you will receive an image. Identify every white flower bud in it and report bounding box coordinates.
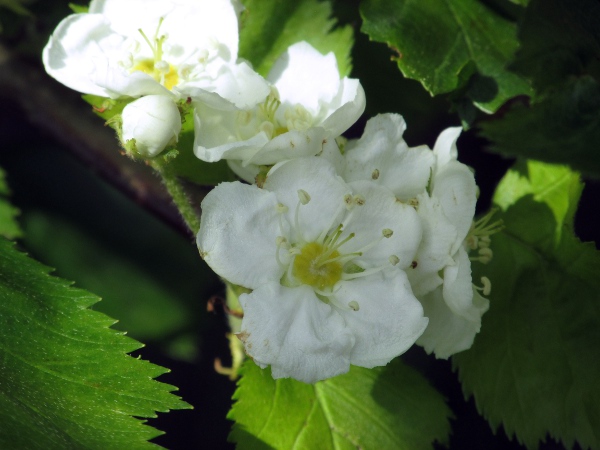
[121,95,181,157]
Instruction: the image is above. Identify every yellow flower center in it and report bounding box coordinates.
[132,59,179,90]
[292,242,343,290]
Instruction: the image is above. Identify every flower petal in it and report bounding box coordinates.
[442,247,482,322]
[334,271,427,367]
[433,126,461,171]
[416,286,487,359]
[342,181,422,270]
[321,78,366,137]
[239,284,355,383]
[432,161,477,252]
[246,127,327,166]
[344,114,434,200]
[196,181,284,289]
[43,14,118,97]
[264,158,350,243]
[90,0,239,61]
[268,42,340,116]
[407,193,458,296]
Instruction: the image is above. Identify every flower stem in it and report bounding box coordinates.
[149,156,200,234]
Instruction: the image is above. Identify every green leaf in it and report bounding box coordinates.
[229,359,452,449]
[68,3,88,14]
[0,238,191,449]
[0,0,31,16]
[239,0,354,77]
[479,0,600,177]
[509,0,600,95]
[0,167,22,239]
[21,211,191,341]
[480,76,600,178]
[453,161,600,449]
[360,0,531,113]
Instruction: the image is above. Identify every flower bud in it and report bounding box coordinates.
[122,95,182,157]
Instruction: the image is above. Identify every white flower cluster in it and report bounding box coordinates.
[44,0,495,383]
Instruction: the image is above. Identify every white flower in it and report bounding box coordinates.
[342,114,490,358]
[193,41,366,182]
[42,0,268,107]
[197,157,427,383]
[121,94,181,157]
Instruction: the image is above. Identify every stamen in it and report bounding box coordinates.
[371,169,380,180]
[297,189,311,205]
[344,193,354,210]
[348,301,360,311]
[341,263,392,281]
[389,255,400,266]
[354,195,365,206]
[382,229,393,239]
[475,276,492,296]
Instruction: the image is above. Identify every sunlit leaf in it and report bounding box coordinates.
[453,161,600,449]
[229,359,452,449]
[0,239,191,449]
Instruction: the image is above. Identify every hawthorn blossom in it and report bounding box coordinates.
[43,0,269,155]
[197,157,427,383]
[193,42,366,182]
[342,114,491,358]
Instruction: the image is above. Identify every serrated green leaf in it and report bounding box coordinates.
[453,161,600,450]
[229,359,452,450]
[360,0,531,113]
[480,0,600,178]
[21,211,190,341]
[0,167,22,239]
[0,238,190,449]
[480,76,600,178]
[239,0,354,77]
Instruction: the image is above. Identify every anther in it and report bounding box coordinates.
[480,276,491,296]
[344,194,354,210]
[298,189,311,205]
[348,301,360,311]
[389,255,400,266]
[371,169,380,180]
[478,247,493,264]
[382,229,393,238]
[155,60,169,73]
[276,203,288,214]
[354,195,365,206]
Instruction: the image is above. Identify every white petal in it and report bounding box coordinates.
[226,160,260,184]
[239,284,355,383]
[334,271,427,367]
[246,128,327,166]
[432,161,477,252]
[264,158,350,243]
[92,61,170,98]
[90,0,239,60]
[416,286,487,359]
[342,181,422,270]
[433,126,461,171]
[407,193,458,296]
[196,182,284,289]
[344,114,434,200]
[443,247,480,321]
[208,62,270,109]
[321,78,366,137]
[269,42,340,116]
[121,95,181,157]
[43,14,117,97]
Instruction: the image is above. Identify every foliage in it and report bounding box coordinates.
[360,0,531,113]
[0,238,191,449]
[454,161,600,449]
[229,359,452,450]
